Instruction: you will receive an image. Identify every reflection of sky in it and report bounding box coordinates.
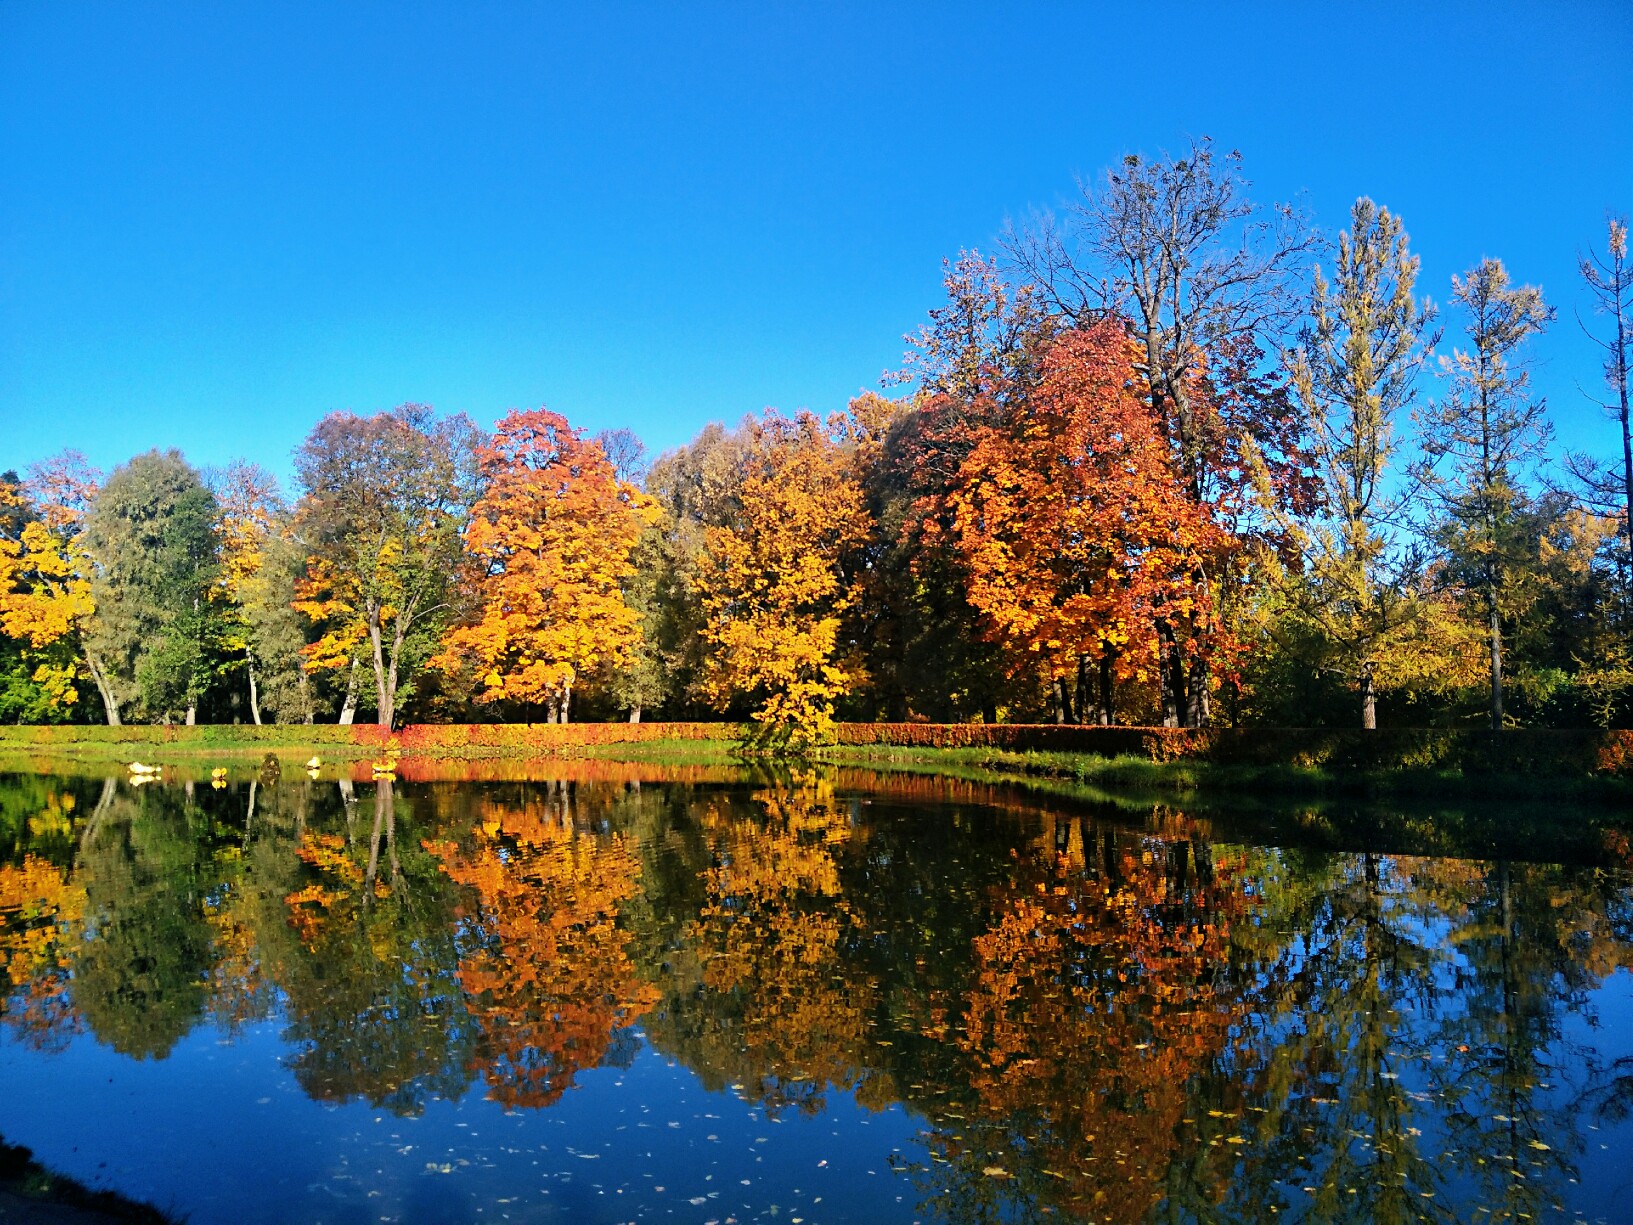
[1559,972,1633,1221]
[0,1020,927,1224]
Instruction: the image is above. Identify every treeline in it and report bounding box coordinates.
[2,141,1630,738]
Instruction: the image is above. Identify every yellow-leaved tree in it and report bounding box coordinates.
[434,408,656,721]
[0,454,102,720]
[697,411,870,751]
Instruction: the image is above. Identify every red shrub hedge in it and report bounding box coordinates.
[1,720,1627,777]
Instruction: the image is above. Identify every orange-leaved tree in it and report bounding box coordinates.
[433,409,656,722]
[934,322,1231,724]
[697,411,871,750]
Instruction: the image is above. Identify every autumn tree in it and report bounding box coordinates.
[1415,259,1554,728]
[82,449,224,725]
[934,321,1229,724]
[868,253,1039,721]
[1281,198,1460,728]
[293,405,477,729]
[434,409,656,722]
[1003,139,1319,723]
[210,461,316,724]
[695,411,871,751]
[0,460,100,722]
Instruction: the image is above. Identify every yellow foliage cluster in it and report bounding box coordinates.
[698,412,870,751]
[0,482,96,715]
[0,854,88,1042]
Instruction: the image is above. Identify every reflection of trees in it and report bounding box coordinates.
[5,765,1633,1219]
[924,815,1256,1223]
[670,781,876,1113]
[0,850,86,1049]
[426,781,658,1109]
[1429,860,1633,1220]
[1223,851,1454,1223]
[71,782,220,1059]
[266,779,475,1113]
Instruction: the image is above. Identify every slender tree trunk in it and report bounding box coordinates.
[1099,655,1114,725]
[338,656,359,725]
[365,779,391,899]
[367,605,392,730]
[1361,659,1377,730]
[1052,676,1070,724]
[561,681,572,724]
[381,619,410,731]
[85,649,121,726]
[247,657,262,726]
[1616,298,1632,583]
[1489,598,1504,731]
[628,704,642,724]
[185,703,196,726]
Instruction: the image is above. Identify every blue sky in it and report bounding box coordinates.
[2,2,1630,490]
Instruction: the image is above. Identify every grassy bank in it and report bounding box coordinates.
[819,743,1633,807]
[0,722,1627,804]
[0,1135,179,1224]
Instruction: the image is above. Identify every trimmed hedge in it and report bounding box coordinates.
[0,721,1628,777]
[0,721,742,751]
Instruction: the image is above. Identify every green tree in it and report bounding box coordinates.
[83,450,224,725]
[293,405,477,729]
[1282,199,1454,728]
[1416,258,1554,728]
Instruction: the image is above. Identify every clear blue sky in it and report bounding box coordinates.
[3,2,1630,489]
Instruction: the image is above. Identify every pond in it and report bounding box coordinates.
[2,760,1632,1223]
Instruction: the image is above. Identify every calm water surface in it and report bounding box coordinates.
[2,762,1632,1223]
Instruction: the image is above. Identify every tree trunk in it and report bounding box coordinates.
[247,658,262,726]
[1186,656,1210,727]
[561,681,572,724]
[367,606,392,731]
[85,649,121,726]
[1613,279,1632,581]
[628,705,642,723]
[1489,598,1504,731]
[1099,655,1114,725]
[1157,620,1184,727]
[1361,659,1377,730]
[338,656,359,725]
[1052,676,1070,724]
[185,703,196,726]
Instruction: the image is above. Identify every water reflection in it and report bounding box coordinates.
[2,768,1632,1221]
